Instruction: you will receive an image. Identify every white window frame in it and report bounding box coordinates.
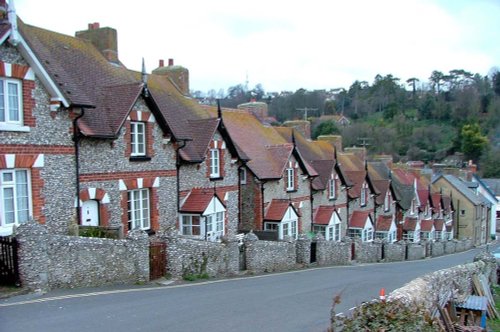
[264,222,279,231]
[286,168,294,191]
[280,219,297,239]
[347,228,362,239]
[384,192,390,212]
[1,169,32,229]
[127,188,150,230]
[0,78,23,126]
[205,211,225,241]
[130,121,146,156]
[328,177,336,199]
[360,183,367,206]
[239,167,246,184]
[180,214,201,236]
[313,225,326,238]
[210,148,220,178]
[363,226,373,242]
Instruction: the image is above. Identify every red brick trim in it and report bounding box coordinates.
[31,168,45,225]
[0,145,74,154]
[22,80,36,127]
[11,64,30,80]
[79,170,176,182]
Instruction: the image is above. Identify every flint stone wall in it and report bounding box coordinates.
[431,241,445,257]
[355,240,382,263]
[444,241,456,254]
[388,251,498,313]
[383,242,405,262]
[16,222,149,291]
[163,234,239,278]
[296,235,312,265]
[406,243,425,260]
[316,238,351,266]
[244,233,296,273]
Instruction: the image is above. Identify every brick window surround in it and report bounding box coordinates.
[206,140,225,180]
[124,110,155,160]
[78,188,110,226]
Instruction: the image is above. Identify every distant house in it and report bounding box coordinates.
[482,178,500,233]
[471,175,498,239]
[316,115,351,127]
[433,174,490,245]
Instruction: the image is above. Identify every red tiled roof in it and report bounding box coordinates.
[0,23,10,42]
[420,219,434,232]
[344,170,366,198]
[372,179,390,205]
[264,199,299,221]
[446,224,453,232]
[431,193,441,210]
[417,189,429,209]
[179,188,225,214]
[391,168,414,186]
[403,217,418,231]
[313,206,337,225]
[376,215,394,232]
[349,211,371,229]
[434,219,444,231]
[179,118,219,162]
[311,159,335,190]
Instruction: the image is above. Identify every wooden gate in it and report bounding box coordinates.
[310,241,317,263]
[0,236,20,287]
[149,241,166,280]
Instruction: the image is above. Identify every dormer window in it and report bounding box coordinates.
[210,148,220,178]
[130,121,146,156]
[0,78,22,126]
[286,168,294,191]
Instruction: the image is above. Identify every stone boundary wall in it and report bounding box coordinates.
[406,243,425,260]
[316,238,351,266]
[388,251,497,312]
[355,240,382,263]
[444,241,456,254]
[16,222,149,291]
[431,241,445,257]
[383,242,406,262]
[163,234,239,278]
[244,232,296,273]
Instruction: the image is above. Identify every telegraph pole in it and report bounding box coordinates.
[296,107,318,121]
[357,137,372,148]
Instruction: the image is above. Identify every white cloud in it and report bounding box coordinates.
[14,0,500,93]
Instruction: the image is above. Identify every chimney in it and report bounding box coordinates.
[76,23,119,63]
[152,58,190,96]
[283,120,311,140]
[0,0,7,20]
[318,135,343,152]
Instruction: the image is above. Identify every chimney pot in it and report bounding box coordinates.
[88,23,93,30]
[168,58,174,66]
[159,59,164,67]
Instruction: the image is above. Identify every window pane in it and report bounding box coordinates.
[3,188,15,224]
[8,82,19,121]
[0,81,4,122]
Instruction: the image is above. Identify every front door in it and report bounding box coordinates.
[81,200,99,226]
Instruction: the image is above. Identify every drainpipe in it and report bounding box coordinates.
[260,180,267,230]
[456,199,460,239]
[309,178,314,234]
[175,138,191,213]
[237,161,248,230]
[72,107,85,225]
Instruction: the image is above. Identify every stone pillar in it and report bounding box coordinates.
[224,235,240,276]
[126,229,150,283]
[15,221,50,292]
[315,234,326,265]
[243,231,259,273]
[296,234,312,265]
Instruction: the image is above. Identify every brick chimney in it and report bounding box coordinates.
[283,120,311,140]
[152,58,190,96]
[318,135,343,152]
[75,23,119,63]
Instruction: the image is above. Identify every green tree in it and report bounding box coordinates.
[460,123,489,162]
[480,147,500,177]
[312,120,339,139]
[493,71,500,96]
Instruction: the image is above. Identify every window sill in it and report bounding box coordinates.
[328,197,337,201]
[129,156,152,162]
[286,189,297,193]
[210,176,224,181]
[0,124,30,132]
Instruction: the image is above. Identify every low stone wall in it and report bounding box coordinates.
[244,232,296,273]
[355,240,382,263]
[444,241,456,254]
[16,222,149,291]
[164,234,239,279]
[296,235,312,265]
[406,243,425,260]
[431,241,445,257]
[316,238,351,266]
[388,251,498,313]
[383,242,405,262]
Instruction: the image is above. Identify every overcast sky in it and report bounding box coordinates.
[14,0,500,94]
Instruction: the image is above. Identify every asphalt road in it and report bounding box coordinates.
[0,245,495,332]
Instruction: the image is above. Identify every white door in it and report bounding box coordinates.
[81,200,99,226]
